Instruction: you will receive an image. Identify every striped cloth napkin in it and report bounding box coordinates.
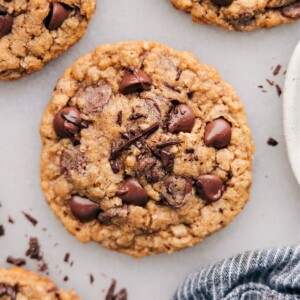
[174,246,300,300]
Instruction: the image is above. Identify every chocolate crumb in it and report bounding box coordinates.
[105,279,127,300]
[39,262,48,273]
[267,137,278,147]
[266,79,274,86]
[25,237,41,260]
[187,91,194,99]
[6,256,26,267]
[8,216,14,224]
[258,85,263,89]
[164,83,181,93]
[128,113,147,120]
[156,139,182,148]
[63,276,69,282]
[89,274,94,285]
[64,253,70,263]
[117,111,122,126]
[0,225,4,237]
[273,64,282,76]
[275,84,282,96]
[22,211,38,226]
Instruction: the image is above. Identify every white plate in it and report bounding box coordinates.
[284,41,300,185]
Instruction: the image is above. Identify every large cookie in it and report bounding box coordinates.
[171,0,300,31]
[0,267,79,299]
[0,0,95,80]
[40,41,254,257]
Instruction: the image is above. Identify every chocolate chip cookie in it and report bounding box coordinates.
[0,0,95,80]
[171,0,300,31]
[40,41,254,257]
[0,267,79,299]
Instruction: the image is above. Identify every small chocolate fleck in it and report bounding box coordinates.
[175,69,182,81]
[275,84,282,96]
[63,276,69,282]
[267,137,278,146]
[0,225,4,237]
[156,139,182,148]
[185,148,194,154]
[110,159,120,174]
[7,256,26,267]
[89,274,94,285]
[22,211,38,226]
[64,253,70,263]
[129,113,147,120]
[25,237,42,260]
[187,91,194,99]
[164,83,181,93]
[266,79,274,86]
[8,216,14,224]
[117,111,122,126]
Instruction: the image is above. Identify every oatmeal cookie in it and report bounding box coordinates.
[0,267,79,299]
[40,41,254,257]
[171,0,300,31]
[0,0,95,80]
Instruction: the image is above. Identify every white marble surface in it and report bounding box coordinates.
[0,0,300,299]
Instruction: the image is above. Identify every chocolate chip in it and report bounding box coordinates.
[53,107,82,139]
[195,175,224,202]
[7,256,26,267]
[70,196,100,222]
[45,3,71,30]
[98,205,129,224]
[0,284,18,300]
[0,5,13,39]
[116,178,148,206]
[211,0,234,5]
[162,176,192,208]
[119,68,152,94]
[204,118,231,149]
[282,2,300,18]
[167,104,195,134]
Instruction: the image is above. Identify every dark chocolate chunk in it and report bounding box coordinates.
[70,196,100,222]
[116,178,148,206]
[195,175,224,202]
[267,137,278,147]
[0,5,13,39]
[45,3,71,30]
[211,0,234,5]
[167,104,195,134]
[98,205,129,224]
[25,237,41,260]
[204,118,231,149]
[282,2,300,18]
[53,107,82,139]
[161,176,192,208]
[6,256,26,267]
[120,68,152,94]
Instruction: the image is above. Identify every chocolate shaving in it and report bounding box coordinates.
[64,253,70,263]
[273,64,281,76]
[22,211,38,226]
[175,69,182,81]
[164,83,181,93]
[128,113,147,120]
[275,84,282,96]
[266,79,274,86]
[25,237,42,260]
[105,279,127,300]
[156,139,182,148]
[6,256,26,267]
[89,274,94,285]
[110,122,159,160]
[117,111,122,126]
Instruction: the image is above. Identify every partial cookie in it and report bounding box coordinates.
[40,41,254,257]
[0,0,95,80]
[0,267,79,299]
[171,0,300,31]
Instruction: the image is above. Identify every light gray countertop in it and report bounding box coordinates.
[0,0,299,299]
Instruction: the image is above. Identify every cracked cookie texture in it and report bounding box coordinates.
[0,0,95,80]
[0,267,79,299]
[40,41,254,257]
[171,0,300,31]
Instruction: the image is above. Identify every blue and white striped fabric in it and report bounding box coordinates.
[174,246,300,300]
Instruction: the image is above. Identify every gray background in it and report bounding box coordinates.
[0,0,300,299]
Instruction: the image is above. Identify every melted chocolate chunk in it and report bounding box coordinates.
[156,139,182,148]
[98,205,129,224]
[0,5,13,39]
[161,176,192,208]
[116,178,148,206]
[120,68,152,94]
[0,283,18,300]
[45,3,71,30]
[195,175,224,202]
[70,196,101,222]
[282,2,300,18]
[167,104,195,134]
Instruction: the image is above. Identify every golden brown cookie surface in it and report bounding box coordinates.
[0,0,95,80]
[40,41,254,257]
[171,0,300,31]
